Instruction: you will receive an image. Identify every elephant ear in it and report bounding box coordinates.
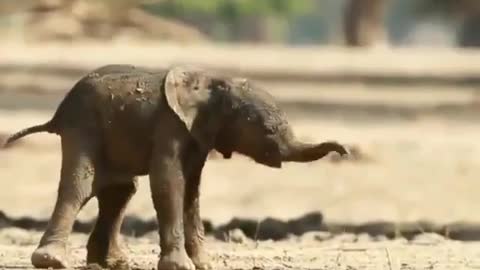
[164,66,220,150]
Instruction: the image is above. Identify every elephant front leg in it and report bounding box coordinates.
[184,151,211,270]
[150,141,195,270]
[184,198,211,270]
[32,130,98,269]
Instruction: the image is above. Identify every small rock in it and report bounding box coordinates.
[356,233,373,243]
[374,235,389,242]
[228,229,247,244]
[391,237,408,244]
[333,233,357,243]
[411,233,446,245]
[300,231,332,242]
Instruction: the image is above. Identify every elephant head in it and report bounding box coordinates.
[164,66,348,168]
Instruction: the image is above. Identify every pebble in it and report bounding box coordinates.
[411,233,446,245]
[228,229,247,244]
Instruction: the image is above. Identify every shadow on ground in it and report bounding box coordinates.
[2,210,480,242]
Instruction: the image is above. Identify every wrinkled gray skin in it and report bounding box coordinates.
[4,64,348,270]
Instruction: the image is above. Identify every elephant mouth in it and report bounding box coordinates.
[215,148,282,168]
[252,153,282,169]
[218,149,232,159]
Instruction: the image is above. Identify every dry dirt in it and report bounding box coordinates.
[2,45,480,269]
[2,229,480,270]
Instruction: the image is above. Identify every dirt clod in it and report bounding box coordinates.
[411,233,446,245]
[228,229,248,244]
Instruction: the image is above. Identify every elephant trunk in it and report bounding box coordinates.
[281,140,348,163]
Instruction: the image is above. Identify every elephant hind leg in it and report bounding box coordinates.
[32,129,101,269]
[87,174,138,269]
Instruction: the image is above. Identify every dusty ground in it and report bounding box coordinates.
[2,45,480,269]
[2,229,480,270]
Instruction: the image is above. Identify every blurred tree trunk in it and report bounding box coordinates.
[455,1,480,47]
[458,13,480,47]
[343,0,388,47]
[234,15,271,43]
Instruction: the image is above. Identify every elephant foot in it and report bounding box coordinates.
[87,240,129,269]
[105,256,130,270]
[31,242,68,269]
[158,249,195,270]
[86,259,129,270]
[87,249,128,267]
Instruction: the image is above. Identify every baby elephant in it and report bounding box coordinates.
[4,64,348,270]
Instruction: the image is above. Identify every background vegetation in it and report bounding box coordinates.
[1,0,480,47]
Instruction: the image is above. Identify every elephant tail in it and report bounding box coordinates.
[3,121,55,148]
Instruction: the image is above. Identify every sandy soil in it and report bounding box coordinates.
[2,45,480,269]
[1,229,480,270]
